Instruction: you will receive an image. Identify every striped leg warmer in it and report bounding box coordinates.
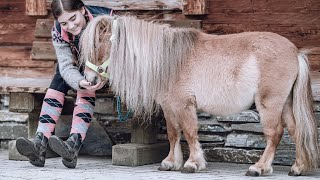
[70,90,96,140]
[36,89,65,138]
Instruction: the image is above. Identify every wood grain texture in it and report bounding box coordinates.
[183,0,208,15]
[0,0,37,45]
[31,41,56,60]
[26,0,47,16]
[46,0,182,10]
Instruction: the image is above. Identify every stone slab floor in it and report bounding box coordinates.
[0,149,319,180]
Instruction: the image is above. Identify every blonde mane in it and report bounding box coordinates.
[81,15,199,116]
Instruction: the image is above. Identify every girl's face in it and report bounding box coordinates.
[58,7,86,35]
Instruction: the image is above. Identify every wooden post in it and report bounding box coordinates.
[182,0,208,15]
[130,118,158,144]
[26,0,47,16]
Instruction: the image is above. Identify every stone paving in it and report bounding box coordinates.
[0,149,319,180]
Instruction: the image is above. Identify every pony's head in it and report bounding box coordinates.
[79,15,114,85]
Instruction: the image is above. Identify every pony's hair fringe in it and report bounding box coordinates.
[110,16,199,118]
[80,15,200,118]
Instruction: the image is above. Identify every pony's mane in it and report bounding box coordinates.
[80,15,199,117]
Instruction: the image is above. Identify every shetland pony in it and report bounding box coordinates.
[79,15,319,176]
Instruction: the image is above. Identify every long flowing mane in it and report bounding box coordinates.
[81,15,199,116]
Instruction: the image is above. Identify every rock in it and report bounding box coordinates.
[231,123,263,133]
[217,110,260,123]
[225,133,266,148]
[204,147,263,163]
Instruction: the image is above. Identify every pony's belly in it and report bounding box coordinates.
[196,89,255,116]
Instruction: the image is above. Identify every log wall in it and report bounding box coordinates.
[202,0,320,70]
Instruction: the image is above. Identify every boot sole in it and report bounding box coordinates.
[49,136,72,161]
[16,137,38,161]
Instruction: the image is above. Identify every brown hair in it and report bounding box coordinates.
[51,0,85,19]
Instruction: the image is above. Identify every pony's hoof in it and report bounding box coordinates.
[288,170,302,176]
[158,165,172,171]
[181,166,196,173]
[245,170,260,176]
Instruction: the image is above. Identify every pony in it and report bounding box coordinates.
[79,15,319,176]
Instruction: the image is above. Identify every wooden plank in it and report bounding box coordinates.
[34,19,54,38]
[26,0,47,16]
[0,46,31,61]
[0,23,35,45]
[46,0,182,10]
[207,0,320,14]
[182,0,208,15]
[202,23,320,48]
[9,92,35,112]
[159,20,202,29]
[0,60,55,68]
[311,71,320,101]
[0,67,54,79]
[31,41,57,61]
[0,0,37,23]
[205,12,320,25]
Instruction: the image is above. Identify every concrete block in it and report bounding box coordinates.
[8,140,59,161]
[0,124,28,139]
[94,97,114,114]
[112,143,169,166]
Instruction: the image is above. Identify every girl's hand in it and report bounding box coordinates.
[79,79,106,91]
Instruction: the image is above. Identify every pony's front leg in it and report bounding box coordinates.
[179,102,206,173]
[158,107,183,171]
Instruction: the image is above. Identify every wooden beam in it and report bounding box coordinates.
[26,0,48,16]
[34,19,54,38]
[46,0,182,10]
[31,41,57,61]
[182,0,208,15]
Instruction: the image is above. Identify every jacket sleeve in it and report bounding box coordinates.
[51,28,84,90]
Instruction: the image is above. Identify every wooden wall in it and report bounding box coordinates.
[0,0,319,78]
[0,0,54,79]
[202,0,320,70]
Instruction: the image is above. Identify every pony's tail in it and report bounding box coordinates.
[292,49,319,171]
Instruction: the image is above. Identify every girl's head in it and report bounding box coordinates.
[51,0,87,35]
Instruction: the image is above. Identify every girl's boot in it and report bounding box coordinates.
[49,90,95,168]
[16,132,48,167]
[16,89,65,167]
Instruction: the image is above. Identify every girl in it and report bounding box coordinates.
[16,0,113,169]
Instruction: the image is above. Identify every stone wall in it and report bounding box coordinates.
[0,94,28,149]
[157,103,320,166]
[1,93,320,165]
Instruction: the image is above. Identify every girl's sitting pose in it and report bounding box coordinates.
[16,0,113,168]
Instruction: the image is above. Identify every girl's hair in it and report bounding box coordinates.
[51,0,85,19]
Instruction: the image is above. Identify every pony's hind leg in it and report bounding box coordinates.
[246,97,285,176]
[282,95,307,176]
[158,104,183,171]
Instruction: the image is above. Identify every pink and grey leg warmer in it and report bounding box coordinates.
[36,89,95,141]
[36,89,65,138]
[70,90,95,140]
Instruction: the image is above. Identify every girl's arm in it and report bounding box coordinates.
[51,29,84,90]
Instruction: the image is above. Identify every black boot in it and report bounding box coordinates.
[49,133,83,168]
[16,132,48,167]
